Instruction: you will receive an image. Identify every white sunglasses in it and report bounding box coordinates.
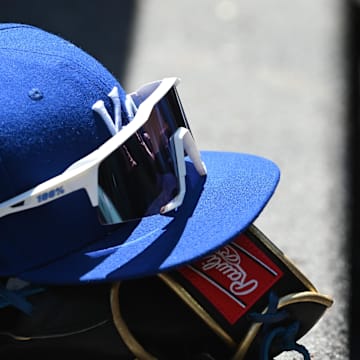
[0,77,207,224]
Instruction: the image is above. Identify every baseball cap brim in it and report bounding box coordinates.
[19,150,280,284]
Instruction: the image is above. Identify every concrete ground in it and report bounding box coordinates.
[124,1,349,359]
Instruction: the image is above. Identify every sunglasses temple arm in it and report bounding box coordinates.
[0,166,99,219]
[160,128,206,214]
[182,130,207,176]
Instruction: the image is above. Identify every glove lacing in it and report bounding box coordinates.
[0,279,44,315]
[248,291,310,360]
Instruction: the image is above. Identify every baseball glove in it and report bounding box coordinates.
[0,224,333,360]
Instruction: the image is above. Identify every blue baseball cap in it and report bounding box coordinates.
[0,23,280,284]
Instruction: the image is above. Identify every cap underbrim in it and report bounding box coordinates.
[20,151,280,284]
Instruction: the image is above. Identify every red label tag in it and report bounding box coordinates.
[178,233,283,324]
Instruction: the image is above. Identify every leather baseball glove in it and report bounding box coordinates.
[0,224,332,359]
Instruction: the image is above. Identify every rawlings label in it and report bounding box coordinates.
[178,233,283,324]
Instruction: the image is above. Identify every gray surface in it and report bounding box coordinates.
[125,1,349,359]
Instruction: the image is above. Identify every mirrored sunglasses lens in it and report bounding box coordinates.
[157,87,189,132]
[97,95,183,224]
